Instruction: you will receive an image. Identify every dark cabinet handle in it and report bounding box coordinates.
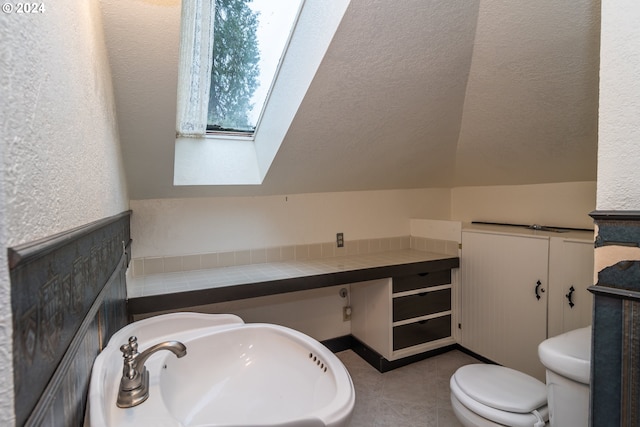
[418,272,429,277]
[565,286,575,308]
[535,280,545,300]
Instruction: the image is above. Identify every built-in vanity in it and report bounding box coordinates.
[128,247,460,372]
[349,266,457,371]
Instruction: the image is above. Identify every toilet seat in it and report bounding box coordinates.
[451,364,549,427]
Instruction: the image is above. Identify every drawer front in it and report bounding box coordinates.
[392,269,451,293]
[393,288,451,322]
[393,315,451,350]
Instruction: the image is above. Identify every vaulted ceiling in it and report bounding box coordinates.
[100,0,600,199]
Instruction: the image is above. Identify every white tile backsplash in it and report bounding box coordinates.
[144,257,164,275]
[182,254,201,271]
[265,247,281,263]
[295,244,310,260]
[309,243,323,259]
[201,252,218,269]
[281,245,295,261]
[163,256,183,273]
[218,251,235,267]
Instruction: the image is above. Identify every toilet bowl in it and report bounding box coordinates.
[450,364,549,427]
[538,326,591,427]
[450,326,591,427]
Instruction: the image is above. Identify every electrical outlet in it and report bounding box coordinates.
[336,232,344,248]
[343,305,352,321]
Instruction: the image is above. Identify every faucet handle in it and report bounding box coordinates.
[120,336,141,382]
[120,336,139,360]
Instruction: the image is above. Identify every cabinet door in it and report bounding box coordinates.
[460,231,549,381]
[548,238,594,337]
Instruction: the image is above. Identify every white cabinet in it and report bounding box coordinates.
[460,231,549,380]
[351,268,456,362]
[460,227,594,381]
[547,237,594,337]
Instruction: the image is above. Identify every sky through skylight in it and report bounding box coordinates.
[247,0,302,126]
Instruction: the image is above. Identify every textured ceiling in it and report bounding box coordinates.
[99,0,600,199]
[453,0,600,186]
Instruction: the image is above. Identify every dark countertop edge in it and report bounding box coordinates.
[127,256,459,315]
[590,210,640,221]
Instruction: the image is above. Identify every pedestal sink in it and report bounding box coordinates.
[88,312,355,427]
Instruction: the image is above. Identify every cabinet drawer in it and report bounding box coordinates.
[393,289,451,322]
[393,270,451,293]
[393,315,451,350]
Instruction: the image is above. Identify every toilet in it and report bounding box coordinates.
[450,364,549,427]
[538,326,591,427]
[450,326,591,427]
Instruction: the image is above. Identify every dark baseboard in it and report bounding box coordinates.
[321,335,489,373]
[320,335,355,353]
[454,345,498,365]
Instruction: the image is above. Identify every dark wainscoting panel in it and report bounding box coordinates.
[9,211,131,427]
[589,211,640,427]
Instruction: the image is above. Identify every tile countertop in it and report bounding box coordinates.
[127,249,459,315]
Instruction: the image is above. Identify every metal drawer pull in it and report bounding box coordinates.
[418,272,429,277]
[565,286,575,308]
[535,280,545,300]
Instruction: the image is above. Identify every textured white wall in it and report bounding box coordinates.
[451,182,597,229]
[2,1,129,246]
[130,183,597,260]
[0,0,129,423]
[455,0,599,187]
[130,189,450,258]
[0,112,9,425]
[597,0,640,210]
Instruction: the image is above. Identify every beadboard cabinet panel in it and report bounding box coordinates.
[460,231,550,381]
[547,238,594,338]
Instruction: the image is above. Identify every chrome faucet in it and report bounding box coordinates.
[116,336,187,408]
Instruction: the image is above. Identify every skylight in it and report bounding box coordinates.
[174,0,351,186]
[207,0,303,137]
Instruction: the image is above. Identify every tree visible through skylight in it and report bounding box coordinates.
[207,0,303,136]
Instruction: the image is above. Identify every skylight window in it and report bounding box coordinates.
[207,0,303,137]
[174,0,351,185]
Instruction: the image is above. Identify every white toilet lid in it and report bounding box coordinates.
[453,364,547,413]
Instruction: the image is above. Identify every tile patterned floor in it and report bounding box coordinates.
[336,349,483,427]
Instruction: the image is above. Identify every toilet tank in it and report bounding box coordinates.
[538,326,591,427]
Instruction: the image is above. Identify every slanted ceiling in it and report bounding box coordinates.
[100,0,600,199]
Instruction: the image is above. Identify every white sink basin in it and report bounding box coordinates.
[88,313,355,427]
